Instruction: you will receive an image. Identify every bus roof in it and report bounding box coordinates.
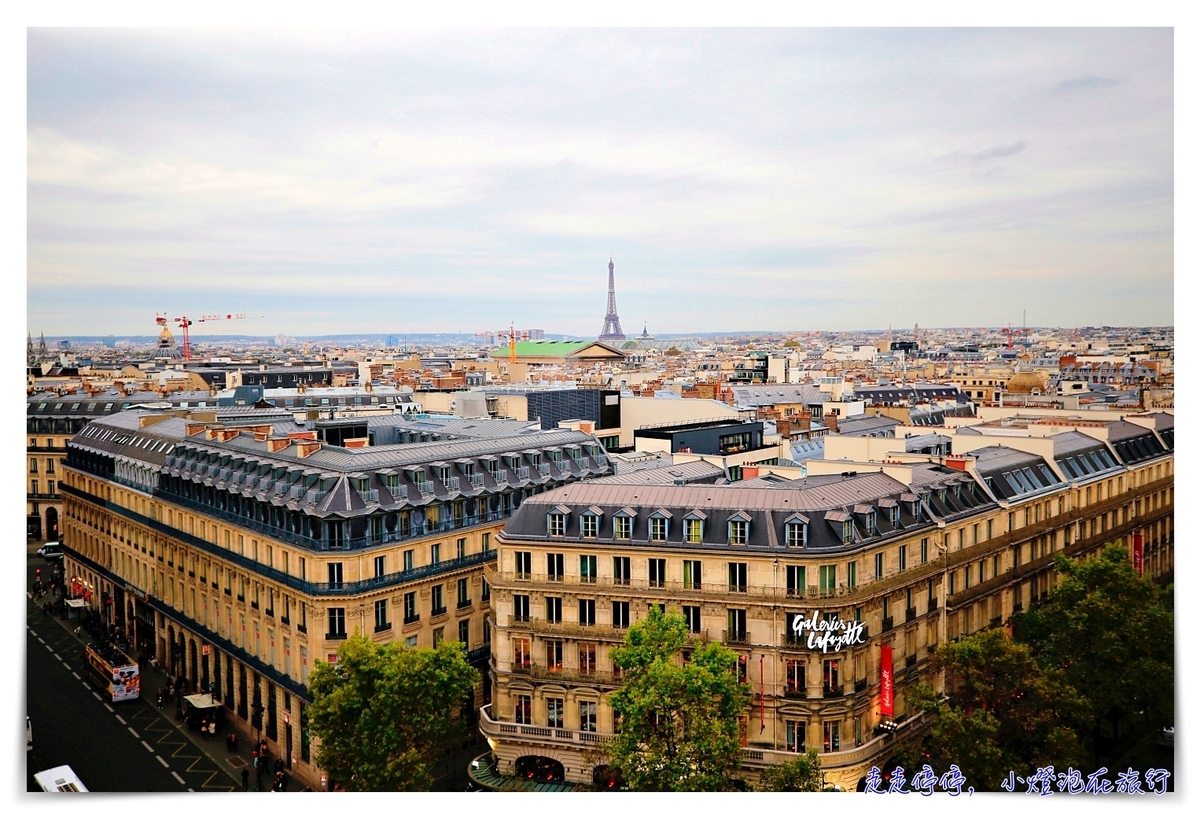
[34,765,89,792]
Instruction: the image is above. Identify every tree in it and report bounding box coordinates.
[306,635,480,791]
[1013,542,1174,768]
[604,607,750,791]
[907,628,1087,791]
[757,750,822,791]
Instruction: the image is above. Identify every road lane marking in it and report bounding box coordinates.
[103,703,113,712]
[72,672,82,679]
[63,662,72,670]
[172,771,186,785]
[116,715,127,725]
[128,727,139,738]
[142,740,155,753]
[53,652,61,660]
[188,788,195,792]
[156,755,170,768]
[91,691,103,701]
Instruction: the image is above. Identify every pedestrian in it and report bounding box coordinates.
[200,716,209,737]
[156,689,165,710]
[241,768,250,791]
[209,720,217,740]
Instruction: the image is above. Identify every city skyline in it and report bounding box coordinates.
[28,28,1173,337]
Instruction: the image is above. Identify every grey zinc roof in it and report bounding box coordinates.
[589,459,727,485]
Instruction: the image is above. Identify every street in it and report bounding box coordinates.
[26,553,238,792]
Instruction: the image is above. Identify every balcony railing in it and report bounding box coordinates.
[469,474,485,488]
[881,617,894,632]
[442,476,460,491]
[723,629,749,645]
[512,466,530,481]
[414,480,434,495]
[905,606,917,623]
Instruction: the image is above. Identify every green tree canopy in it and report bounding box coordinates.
[757,750,823,792]
[1013,542,1174,767]
[604,607,750,791]
[907,628,1087,791]
[306,635,480,791]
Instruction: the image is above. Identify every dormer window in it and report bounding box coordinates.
[890,505,901,527]
[785,521,808,548]
[581,510,600,538]
[613,509,635,540]
[864,510,877,535]
[548,512,566,537]
[842,519,855,545]
[685,518,703,543]
[728,513,751,545]
[649,510,671,542]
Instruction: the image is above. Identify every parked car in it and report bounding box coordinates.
[37,542,63,560]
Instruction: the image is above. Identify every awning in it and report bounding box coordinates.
[66,599,88,609]
[184,693,218,710]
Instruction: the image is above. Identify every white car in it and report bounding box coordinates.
[37,542,64,560]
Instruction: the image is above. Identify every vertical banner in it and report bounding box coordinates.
[759,655,765,731]
[1132,533,1145,578]
[880,644,894,718]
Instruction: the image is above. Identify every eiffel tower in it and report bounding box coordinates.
[598,257,626,342]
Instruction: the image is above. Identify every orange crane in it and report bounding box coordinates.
[478,327,528,365]
[156,312,261,360]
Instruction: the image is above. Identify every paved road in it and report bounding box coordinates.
[26,555,238,792]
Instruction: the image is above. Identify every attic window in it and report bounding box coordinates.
[842,519,854,545]
[785,521,807,548]
[580,512,599,538]
[548,512,566,537]
[728,519,748,545]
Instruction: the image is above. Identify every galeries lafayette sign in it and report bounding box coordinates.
[790,611,867,653]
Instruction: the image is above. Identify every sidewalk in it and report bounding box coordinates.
[34,595,274,792]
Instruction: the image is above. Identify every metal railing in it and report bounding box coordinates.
[442,476,460,491]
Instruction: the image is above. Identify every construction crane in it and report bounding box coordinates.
[478,327,528,365]
[156,312,261,361]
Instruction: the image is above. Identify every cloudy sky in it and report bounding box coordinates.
[27,27,1173,338]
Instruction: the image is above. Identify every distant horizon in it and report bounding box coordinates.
[28,29,1172,335]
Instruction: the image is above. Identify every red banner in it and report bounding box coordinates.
[1133,533,1144,578]
[880,645,894,718]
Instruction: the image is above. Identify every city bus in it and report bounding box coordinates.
[85,644,140,702]
[35,766,89,792]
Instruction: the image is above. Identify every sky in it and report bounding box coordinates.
[26,27,1174,338]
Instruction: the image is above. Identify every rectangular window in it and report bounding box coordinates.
[579,598,596,626]
[546,640,563,671]
[431,543,441,564]
[513,637,531,669]
[612,600,630,629]
[686,518,703,543]
[546,597,562,623]
[404,592,417,623]
[786,565,805,596]
[579,701,597,732]
[458,619,470,646]
[549,514,565,537]
[579,642,597,675]
[921,537,929,564]
[327,608,346,639]
[514,551,531,579]
[727,608,747,642]
[581,515,598,538]
[403,550,414,572]
[728,520,748,545]
[513,594,530,622]
[546,697,564,729]
[847,561,857,589]
[874,552,884,579]
[482,579,491,602]
[482,532,491,551]
[650,517,667,541]
[457,577,470,607]
[823,722,841,753]
[547,553,564,581]
[373,555,386,578]
[374,599,389,632]
[823,659,840,696]
[433,627,443,647]
[683,559,702,590]
[327,562,343,589]
[580,554,598,584]
[648,558,666,588]
[431,584,445,615]
[786,720,806,752]
[683,605,701,633]
[613,556,631,585]
[819,564,837,592]
[456,538,466,559]
[727,562,747,593]
[898,545,907,572]
[786,521,807,548]
[786,659,806,695]
[515,694,532,725]
[615,516,632,539]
